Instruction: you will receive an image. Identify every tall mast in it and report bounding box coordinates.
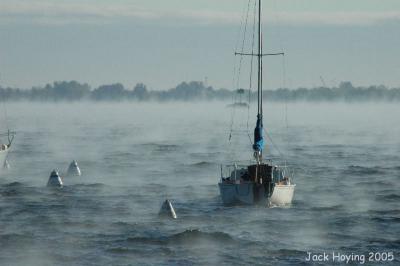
[252,0,264,158]
[252,0,264,160]
[257,0,262,118]
[251,0,283,158]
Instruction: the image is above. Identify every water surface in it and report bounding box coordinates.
[0,102,399,265]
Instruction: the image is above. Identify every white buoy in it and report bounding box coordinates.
[66,160,81,176]
[159,199,177,219]
[47,170,63,188]
[3,159,9,169]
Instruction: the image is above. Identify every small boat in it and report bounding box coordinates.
[47,170,63,188]
[218,0,295,206]
[227,89,249,108]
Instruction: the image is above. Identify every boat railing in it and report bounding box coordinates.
[272,165,295,182]
[220,163,249,181]
[220,160,295,182]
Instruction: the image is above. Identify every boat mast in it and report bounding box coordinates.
[252,0,264,162]
[233,0,283,160]
[257,0,262,119]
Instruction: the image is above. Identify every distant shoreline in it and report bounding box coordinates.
[1,81,399,102]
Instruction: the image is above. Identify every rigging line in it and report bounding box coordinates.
[247,0,257,145]
[283,55,289,168]
[272,0,285,55]
[282,55,289,133]
[228,91,236,142]
[0,74,10,132]
[2,100,9,132]
[263,128,287,162]
[229,0,252,142]
[234,0,250,58]
[228,0,248,143]
[272,0,291,166]
[235,0,252,91]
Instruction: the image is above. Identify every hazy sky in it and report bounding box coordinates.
[0,0,399,90]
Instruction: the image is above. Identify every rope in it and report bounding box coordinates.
[276,0,291,168]
[271,0,291,168]
[263,128,285,160]
[246,0,257,145]
[0,75,10,135]
[228,0,248,143]
[236,0,252,91]
[229,0,252,144]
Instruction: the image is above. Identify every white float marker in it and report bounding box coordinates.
[159,199,177,219]
[66,160,81,176]
[47,170,63,188]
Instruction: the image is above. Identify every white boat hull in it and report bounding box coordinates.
[269,184,296,205]
[219,182,295,206]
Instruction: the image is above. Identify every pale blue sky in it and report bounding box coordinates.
[0,0,399,90]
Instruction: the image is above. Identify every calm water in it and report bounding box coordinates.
[0,102,399,265]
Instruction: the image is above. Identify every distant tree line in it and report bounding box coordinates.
[0,80,399,102]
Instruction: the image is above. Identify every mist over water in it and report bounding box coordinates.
[0,102,399,265]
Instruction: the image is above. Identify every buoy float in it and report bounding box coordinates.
[66,160,81,176]
[159,199,177,219]
[47,170,63,188]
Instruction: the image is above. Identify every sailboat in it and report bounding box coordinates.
[218,0,295,206]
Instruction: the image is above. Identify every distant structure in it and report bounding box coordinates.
[227,89,249,108]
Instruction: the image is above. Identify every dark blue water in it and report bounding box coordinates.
[0,102,399,265]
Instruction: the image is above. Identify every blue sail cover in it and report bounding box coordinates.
[253,115,264,152]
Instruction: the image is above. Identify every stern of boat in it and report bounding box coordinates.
[269,184,296,206]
